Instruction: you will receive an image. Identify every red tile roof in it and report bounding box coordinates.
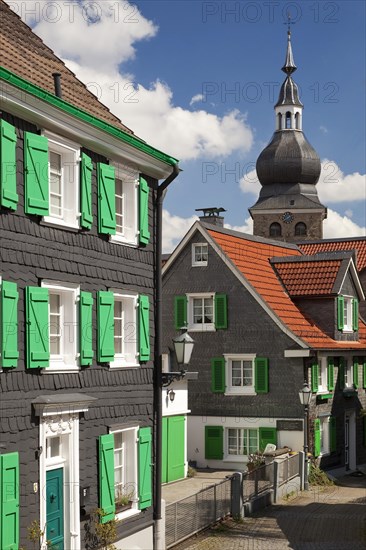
[0,0,133,134]
[273,259,341,296]
[207,228,366,350]
[300,239,366,271]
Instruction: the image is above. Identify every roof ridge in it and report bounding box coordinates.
[203,222,300,250]
[271,250,354,264]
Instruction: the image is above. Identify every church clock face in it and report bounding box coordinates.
[282,211,294,224]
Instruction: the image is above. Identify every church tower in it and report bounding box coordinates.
[249,28,327,242]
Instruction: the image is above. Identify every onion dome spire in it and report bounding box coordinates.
[282,29,297,75]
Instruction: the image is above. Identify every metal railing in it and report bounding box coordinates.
[277,453,301,487]
[165,476,232,548]
[242,461,274,502]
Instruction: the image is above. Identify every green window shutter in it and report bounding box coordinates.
[139,295,150,362]
[80,291,93,366]
[353,357,359,388]
[80,153,93,229]
[338,357,345,390]
[329,417,337,453]
[174,295,187,330]
[215,293,228,329]
[1,281,19,368]
[25,287,49,369]
[24,132,49,215]
[311,363,319,393]
[138,427,152,510]
[337,295,344,331]
[255,357,269,393]
[259,427,277,452]
[352,298,359,331]
[205,426,223,460]
[327,357,334,391]
[0,120,18,210]
[139,176,150,245]
[99,434,115,523]
[97,163,116,234]
[314,419,321,457]
[363,359,366,390]
[211,357,225,393]
[97,291,114,363]
[0,452,19,550]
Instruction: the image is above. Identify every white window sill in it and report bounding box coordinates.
[224,455,246,462]
[110,363,140,370]
[110,234,138,247]
[115,508,141,521]
[192,262,208,267]
[42,364,79,374]
[188,325,215,332]
[225,390,256,396]
[42,217,80,231]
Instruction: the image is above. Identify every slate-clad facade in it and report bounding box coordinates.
[163,220,366,473]
[0,2,180,548]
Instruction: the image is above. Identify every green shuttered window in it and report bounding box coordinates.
[0,120,18,210]
[338,357,345,389]
[25,286,49,369]
[139,295,150,361]
[255,357,269,393]
[259,427,277,451]
[1,281,19,368]
[352,299,359,331]
[80,292,94,366]
[174,295,187,330]
[138,427,152,510]
[139,176,150,245]
[311,363,318,393]
[337,295,344,331]
[314,419,321,457]
[211,357,225,393]
[24,132,49,215]
[353,357,359,388]
[99,434,115,523]
[327,357,334,391]
[205,426,223,460]
[98,163,116,234]
[215,294,227,329]
[97,291,114,363]
[0,452,19,550]
[80,153,93,229]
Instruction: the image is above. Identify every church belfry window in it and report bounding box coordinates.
[285,112,292,129]
[295,222,307,236]
[295,112,300,129]
[277,113,282,130]
[269,222,282,238]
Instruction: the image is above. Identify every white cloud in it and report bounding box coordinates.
[323,209,365,238]
[319,125,328,134]
[190,94,204,106]
[162,210,198,253]
[5,0,253,161]
[239,166,261,195]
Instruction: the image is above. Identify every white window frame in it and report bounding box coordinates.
[110,426,140,521]
[192,243,208,267]
[110,290,139,369]
[225,427,259,460]
[319,415,331,456]
[187,292,215,332]
[224,354,256,395]
[343,296,354,332]
[317,356,328,393]
[343,357,353,388]
[41,281,80,373]
[43,132,80,230]
[110,163,139,247]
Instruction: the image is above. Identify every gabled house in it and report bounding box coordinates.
[162,214,366,474]
[0,2,179,549]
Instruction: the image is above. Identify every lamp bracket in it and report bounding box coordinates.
[161,370,186,387]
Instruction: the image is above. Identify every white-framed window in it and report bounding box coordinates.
[227,428,259,457]
[317,357,328,393]
[187,293,215,331]
[192,243,208,267]
[343,358,353,388]
[225,354,256,395]
[319,416,330,456]
[343,296,353,332]
[110,164,138,246]
[111,426,139,520]
[43,132,80,229]
[42,281,79,372]
[111,292,138,368]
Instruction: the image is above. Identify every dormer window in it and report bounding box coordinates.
[337,295,358,333]
[192,243,208,266]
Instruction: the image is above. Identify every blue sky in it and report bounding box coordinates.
[6,0,366,250]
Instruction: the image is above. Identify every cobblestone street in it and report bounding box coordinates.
[173,483,366,550]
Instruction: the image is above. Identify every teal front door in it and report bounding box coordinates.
[46,468,64,550]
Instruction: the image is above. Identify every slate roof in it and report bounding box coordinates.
[205,226,366,350]
[299,238,366,272]
[0,0,133,134]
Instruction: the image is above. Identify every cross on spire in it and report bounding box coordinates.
[285,12,295,35]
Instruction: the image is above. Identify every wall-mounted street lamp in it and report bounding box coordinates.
[161,328,195,387]
[166,389,176,402]
[299,381,312,491]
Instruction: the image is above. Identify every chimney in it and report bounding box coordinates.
[52,73,63,99]
[195,207,226,227]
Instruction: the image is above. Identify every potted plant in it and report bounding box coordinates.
[246,452,265,473]
[115,490,135,513]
